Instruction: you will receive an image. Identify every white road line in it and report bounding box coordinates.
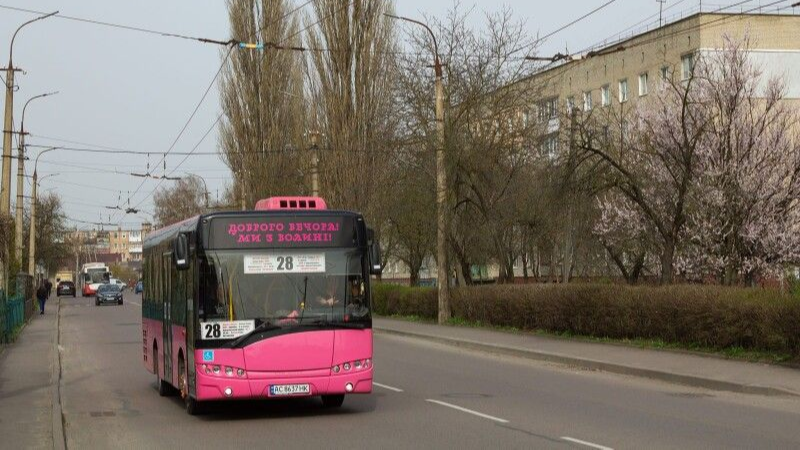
[129,301,141,307]
[561,436,614,450]
[425,399,509,424]
[373,382,404,392]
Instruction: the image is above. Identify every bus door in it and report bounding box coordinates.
[162,253,173,384]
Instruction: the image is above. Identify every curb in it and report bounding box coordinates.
[375,327,800,398]
[51,297,66,450]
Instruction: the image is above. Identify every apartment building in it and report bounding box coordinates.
[527,12,800,153]
[67,223,151,263]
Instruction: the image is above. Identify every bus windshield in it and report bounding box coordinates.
[199,249,369,327]
[84,269,108,284]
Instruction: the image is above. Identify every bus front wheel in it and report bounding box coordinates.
[179,355,205,415]
[321,394,345,408]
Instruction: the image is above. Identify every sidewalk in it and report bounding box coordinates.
[0,296,63,450]
[374,317,800,397]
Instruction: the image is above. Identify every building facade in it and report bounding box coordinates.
[528,12,800,145]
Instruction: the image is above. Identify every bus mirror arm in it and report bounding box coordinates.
[174,233,190,271]
[367,228,382,276]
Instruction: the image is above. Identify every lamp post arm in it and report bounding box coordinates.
[9,11,59,65]
[384,13,442,77]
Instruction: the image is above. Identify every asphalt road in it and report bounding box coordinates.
[56,292,800,450]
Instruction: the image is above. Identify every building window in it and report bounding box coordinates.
[566,96,575,115]
[601,85,611,107]
[537,97,558,122]
[681,53,694,80]
[541,134,558,159]
[618,79,628,103]
[638,73,648,96]
[660,65,670,80]
[583,91,593,111]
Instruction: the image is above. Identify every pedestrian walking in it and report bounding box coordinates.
[36,283,48,315]
[44,279,53,298]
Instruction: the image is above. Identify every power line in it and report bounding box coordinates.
[0,4,234,46]
[130,0,355,213]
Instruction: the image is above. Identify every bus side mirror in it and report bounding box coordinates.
[367,229,382,275]
[174,233,190,271]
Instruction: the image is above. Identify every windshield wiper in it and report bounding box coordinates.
[227,321,281,348]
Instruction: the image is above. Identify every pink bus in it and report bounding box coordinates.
[141,197,381,414]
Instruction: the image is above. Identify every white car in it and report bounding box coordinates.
[109,278,127,291]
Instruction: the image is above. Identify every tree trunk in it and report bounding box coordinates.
[659,238,675,284]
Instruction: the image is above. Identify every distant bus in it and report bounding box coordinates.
[141,197,381,415]
[79,262,111,296]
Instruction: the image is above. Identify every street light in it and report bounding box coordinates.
[182,172,210,208]
[2,11,59,215]
[28,147,60,275]
[15,91,58,266]
[385,13,451,324]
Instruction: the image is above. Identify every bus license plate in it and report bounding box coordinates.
[269,384,310,397]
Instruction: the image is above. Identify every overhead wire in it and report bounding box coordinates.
[130,0,355,213]
[0,4,234,46]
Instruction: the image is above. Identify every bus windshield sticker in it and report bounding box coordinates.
[244,254,326,274]
[200,320,256,340]
[202,350,214,362]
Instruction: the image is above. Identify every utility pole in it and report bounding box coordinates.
[16,92,57,269]
[386,14,451,324]
[657,0,666,27]
[310,131,320,197]
[2,11,58,216]
[1,11,57,292]
[28,147,59,276]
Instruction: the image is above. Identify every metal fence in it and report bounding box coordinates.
[0,274,34,344]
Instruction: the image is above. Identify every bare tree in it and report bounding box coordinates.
[220,0,307,207]
[396,5,543,284]
[22,193,68,273]
[304,0,398,220]
[153,176,206,227]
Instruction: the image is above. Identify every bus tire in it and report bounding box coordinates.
[321,394,345,408]
[179,355,204,415]
[154,345,171,397]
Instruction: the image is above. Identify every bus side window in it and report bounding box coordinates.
[200,259,224,320]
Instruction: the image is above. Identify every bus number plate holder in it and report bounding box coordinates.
[269,384,310,397]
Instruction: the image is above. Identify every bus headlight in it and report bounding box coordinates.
[237,368,246,377]
[343,362,351,371]
[225,366,233,376]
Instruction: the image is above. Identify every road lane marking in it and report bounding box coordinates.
[130,301,141,306]
[561,437,614,450]
[374,382,404,392]
[425,399,509,424]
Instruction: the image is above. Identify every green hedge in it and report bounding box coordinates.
[372,283,800,357]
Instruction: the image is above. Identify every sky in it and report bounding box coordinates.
[0,0,772,230]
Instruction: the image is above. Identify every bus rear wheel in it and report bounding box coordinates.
[154,346,172,397]
[321,394,345,408]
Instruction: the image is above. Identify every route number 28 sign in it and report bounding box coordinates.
[243,254,325,274]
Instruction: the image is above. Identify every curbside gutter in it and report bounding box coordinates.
[52,297,66,450]
[375,326,800,398]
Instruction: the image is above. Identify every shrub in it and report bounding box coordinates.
[371,283,800,357]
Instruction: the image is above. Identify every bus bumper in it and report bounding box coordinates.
[195,366,373,401]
